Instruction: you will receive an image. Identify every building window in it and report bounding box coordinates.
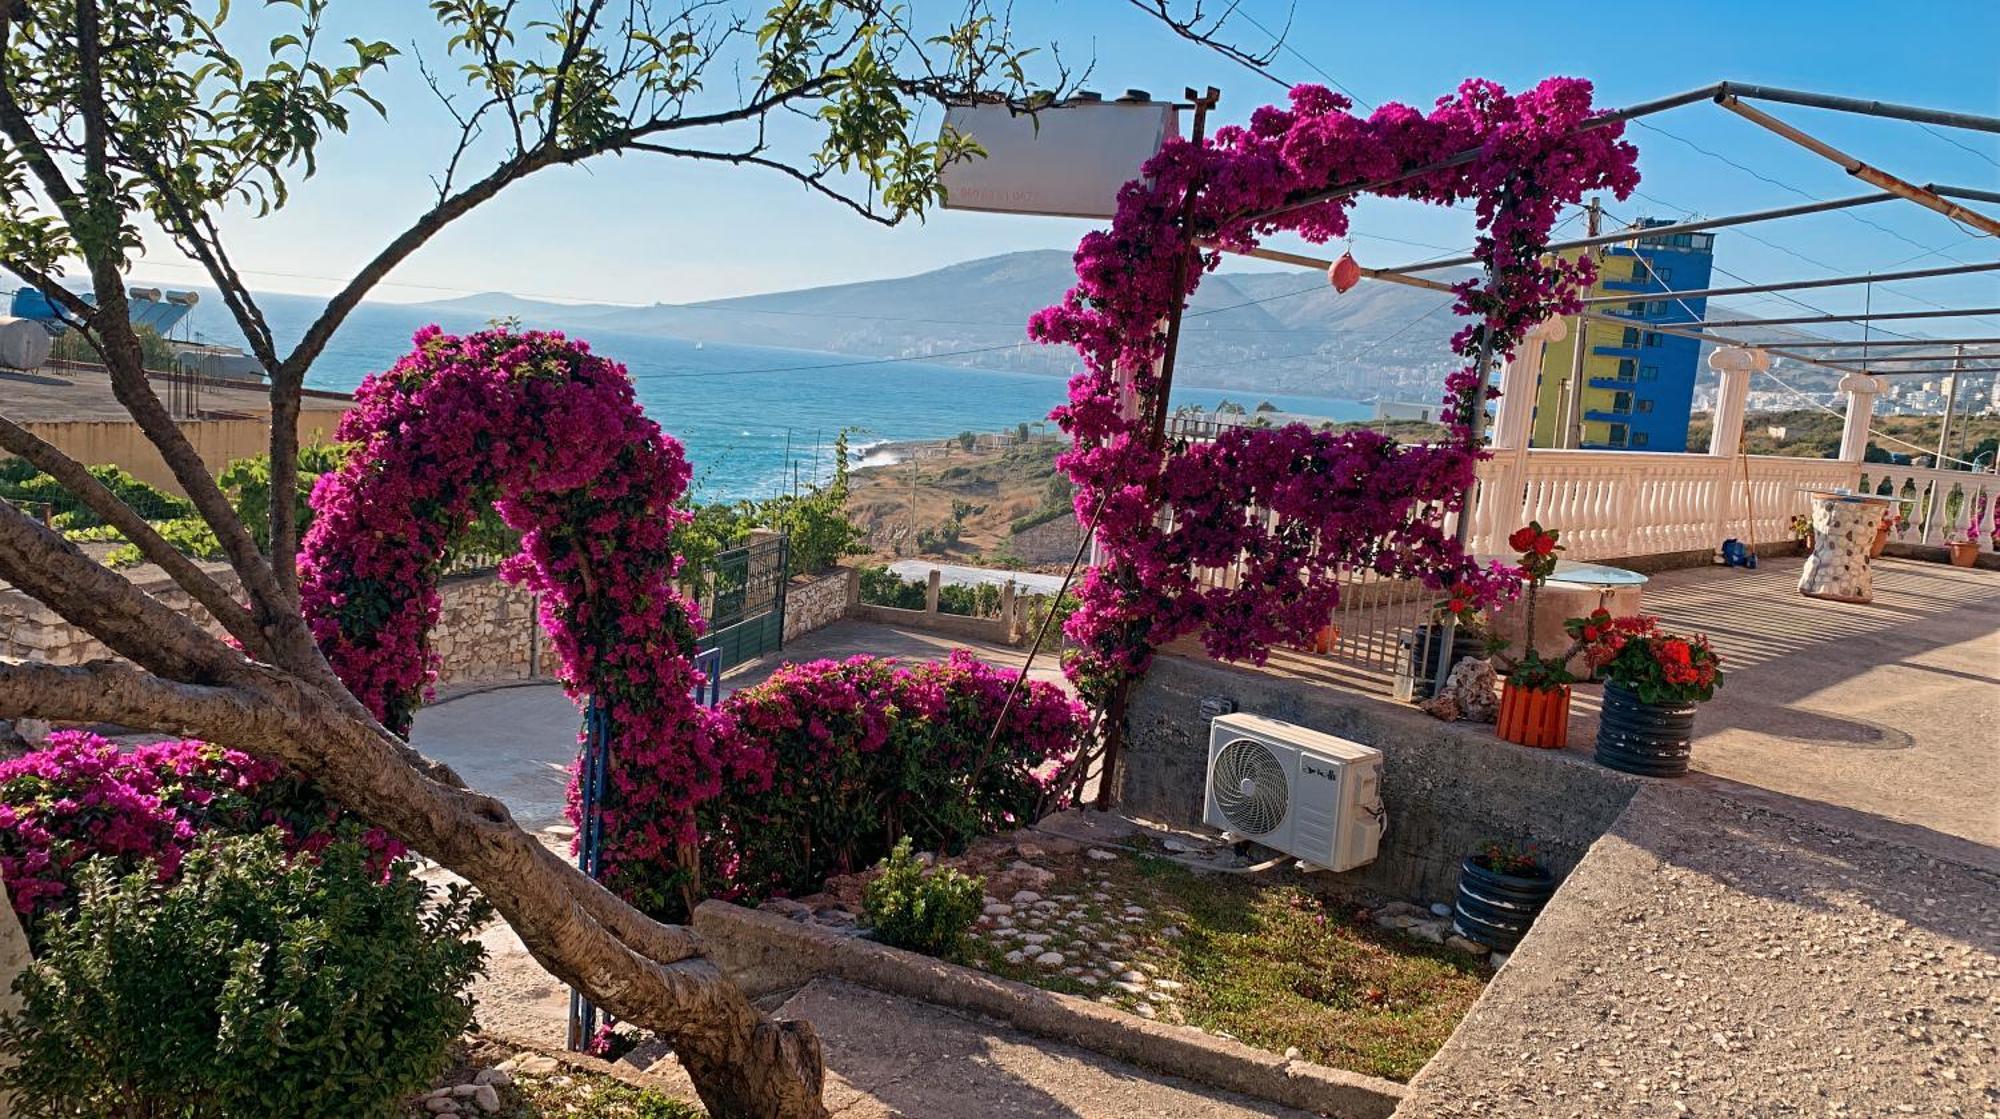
[1623,327,1641,347]
[1636,399,1655,414]
[1632,431,1650,447]
[1608,423,1629,447]
[1612,391,1633,415]
[1643,332,1661,347]
[1617,359,1636,380]
[1640,364,1659,381]
[1653,265,1673,286]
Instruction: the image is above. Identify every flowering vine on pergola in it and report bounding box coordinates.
[1029,78,1643,733]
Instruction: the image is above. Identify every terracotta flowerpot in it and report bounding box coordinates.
[1496,681,1570,749]
[1304,622,1340,655]
[1948,540,1980,567]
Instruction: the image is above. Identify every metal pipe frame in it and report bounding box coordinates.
[1390,190,1924,275]
[1822,351,2000,364]
[1575,259,2000,306]
[1863,367,2000,376]
[1761,337,2000,349]
[1577,310,1870,378]
[1713,83,2000,135]
[1717,96,2000,236]
[1688,307,2000,329]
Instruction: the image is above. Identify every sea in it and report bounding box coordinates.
[202,291,1370,504]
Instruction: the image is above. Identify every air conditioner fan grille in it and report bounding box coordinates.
[1212,737,1287,836]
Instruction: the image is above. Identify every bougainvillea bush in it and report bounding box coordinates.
[613,652,1084,920]
[300,327,758,905]
[1030,78,1641,700]
[0,730,401,928]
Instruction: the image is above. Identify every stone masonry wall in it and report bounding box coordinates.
[431,571,544,688]
[1124,655,1642,905]
[1007,514,1084,565]
[784,566,857,643]
[0,564,233,665]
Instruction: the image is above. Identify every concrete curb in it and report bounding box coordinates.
[693,900,1406,1119]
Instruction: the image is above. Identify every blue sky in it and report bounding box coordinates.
[124,0,1998,331]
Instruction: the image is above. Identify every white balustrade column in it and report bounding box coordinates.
[1476,318,1566,552]
[1838,374,1884,465]
[1705,346,1768,458]
[1492,317,1566,450]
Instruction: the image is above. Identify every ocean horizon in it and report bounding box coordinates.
[187,290,1373,503]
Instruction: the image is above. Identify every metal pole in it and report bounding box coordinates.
[1717,97,2000,236]
[1560,199,1602,450]
[1765,337,2000,349]
[1936,346,1964,468]
[1096,84,1218,813]
[1431,270,1502,700]
[1715,82,2000,134]
[1689,306,2000,329]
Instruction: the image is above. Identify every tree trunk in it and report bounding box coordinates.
[0,513,831,1117]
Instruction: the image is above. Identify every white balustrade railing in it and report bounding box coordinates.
[1857,462,2000,546]
[1469,450,1858,561]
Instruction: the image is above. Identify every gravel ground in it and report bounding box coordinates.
[1398,782,1999,1117]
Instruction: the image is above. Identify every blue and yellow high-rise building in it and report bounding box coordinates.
[1532,221,1715,451]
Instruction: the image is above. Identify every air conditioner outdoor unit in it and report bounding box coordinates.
[1203,712,1386,872]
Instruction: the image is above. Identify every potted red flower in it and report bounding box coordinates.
[1576,614,1724,777]
[1493,522,1572,748]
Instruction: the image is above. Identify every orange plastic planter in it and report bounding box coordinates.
[1497,681,1571,749]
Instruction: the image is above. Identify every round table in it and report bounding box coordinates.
[1799,491,1894,604]
[1486,559,1648,669]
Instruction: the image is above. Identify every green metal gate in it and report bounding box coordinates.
[697,535,788,673]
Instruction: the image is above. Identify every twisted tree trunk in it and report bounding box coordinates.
[0,513,827,1117]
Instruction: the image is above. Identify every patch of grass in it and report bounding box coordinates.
[962,848,1488,1082]
[507,1075,703,1118]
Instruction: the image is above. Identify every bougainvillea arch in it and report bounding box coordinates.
[1030,79,1642,698]
[300,327,755,897]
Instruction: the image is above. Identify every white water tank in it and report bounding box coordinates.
[0,317,53,370]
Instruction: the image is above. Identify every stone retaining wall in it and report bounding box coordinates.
[432,571,543,688]
[0,565,232,665]
[1124,655,1642,904]
[784,566,857,643]
[1007,514,1084,565]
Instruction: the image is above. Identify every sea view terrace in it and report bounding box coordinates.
[1,3,1997,1114]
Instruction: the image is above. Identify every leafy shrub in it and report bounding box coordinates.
[610,651,1082,920]
[858,564,926,609]
[0,730,402,926]
[0,463,191,529]
[104,514,225,567]
[862,836,984,958]
[938,581,1003,618]
[0,832,488,1119]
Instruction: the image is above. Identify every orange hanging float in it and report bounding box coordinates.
[1328,251,1362,293]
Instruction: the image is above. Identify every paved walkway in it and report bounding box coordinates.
[641,979,1320,1119]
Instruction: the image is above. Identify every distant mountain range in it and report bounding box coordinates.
[418,249,1480,400]
[417,249,1909,401]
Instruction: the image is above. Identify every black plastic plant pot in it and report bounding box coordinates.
[1595,681,1698,778]
[1405,625,1485,700]
[1453,856,1556,952]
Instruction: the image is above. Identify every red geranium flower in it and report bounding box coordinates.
[1533,534,1557,555]
[1508,526,1538,552]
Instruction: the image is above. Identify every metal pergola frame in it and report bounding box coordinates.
[1198,81,2000,697]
